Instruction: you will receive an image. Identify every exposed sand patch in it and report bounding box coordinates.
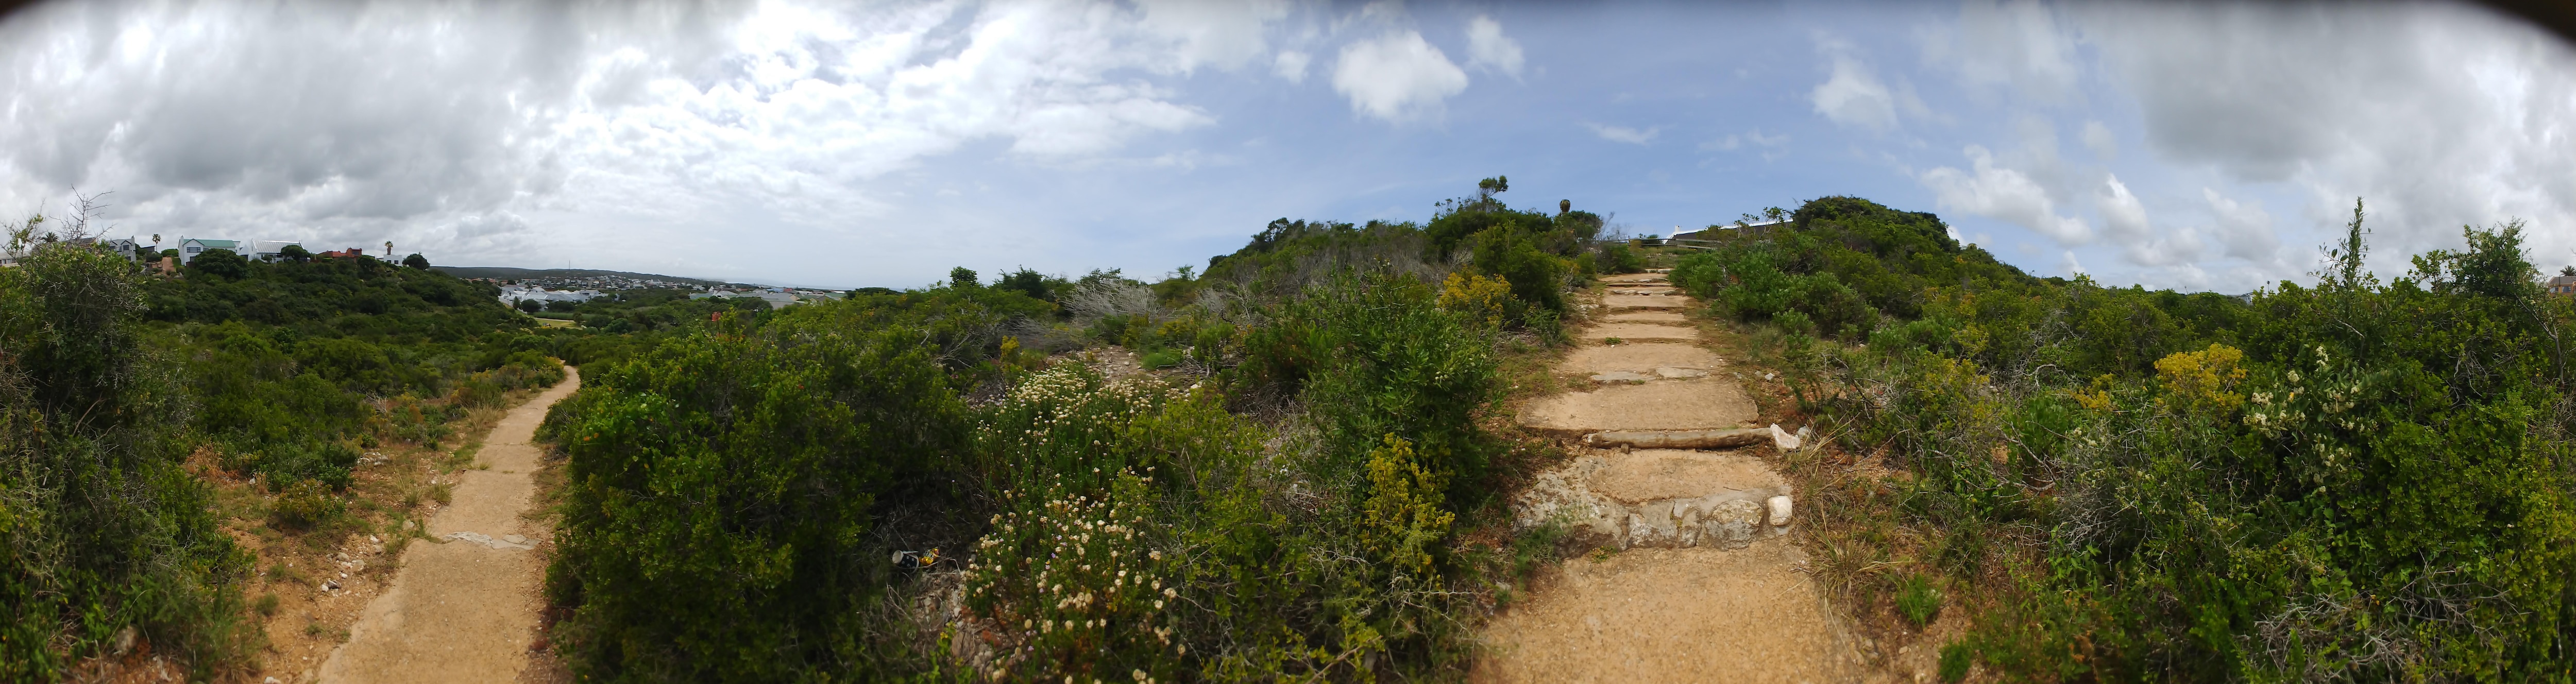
[1475,541,1866,683]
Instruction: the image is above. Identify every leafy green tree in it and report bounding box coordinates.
[277,244,312,262]
[187,248,249,280]
[516,299,543,313]
[948,266,979,288]
[401,253,429,269]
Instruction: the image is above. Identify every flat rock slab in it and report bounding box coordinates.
[1602,311,1687,323]
[1581,323,1698,341]
[1558,344,1724,375]
[1519,379,1758,434]
[1600,273,1668,283]
[1591,450,1786,503]
[1600,295,1686,310]
[1474,542,1866,683]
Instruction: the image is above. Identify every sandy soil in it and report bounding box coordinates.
[1476,542,1867,683]
[315,369,581,684]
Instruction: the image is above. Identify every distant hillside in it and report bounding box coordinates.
[430,266,732,287]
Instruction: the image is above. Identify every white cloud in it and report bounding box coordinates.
[1465,15,1523,77]
[2203,187,2281,262]
[0,0,1277,272]
[1926,0,2080,104]
[2060,249,2087,276]
[2066,2,2576,271]
[1133,0,1290,72]
[1810,38,1924,132]
[2081,119,2116,160]
[1920,145,2091,244]
[2098,175,2149,243]
[1331,30,1470,122]
[1585,123,1659,145]
[1273,49,1311,82]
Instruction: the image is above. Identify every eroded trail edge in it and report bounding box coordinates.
[1476,271,1866,683]
[317,368,582,684]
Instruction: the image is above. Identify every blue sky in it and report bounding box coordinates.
[2,1,2570,291]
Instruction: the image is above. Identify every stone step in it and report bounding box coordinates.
[1580,323,1697,341]
[1601,295,1687,310]
[1602,311,1687,323]
[1514,450,1793,550]
[1557,343,1724,375]
[1583,425,1803,451]
[1519,378,1758,435]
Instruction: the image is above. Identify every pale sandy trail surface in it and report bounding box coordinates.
[317,369,580,684]
[1478,273,1868,682]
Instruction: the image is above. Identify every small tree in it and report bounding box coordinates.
[949,266,979,288]
[278,244,312,262]
[516,299,543,313]
[402,253,430,269]
[189,248,250,280]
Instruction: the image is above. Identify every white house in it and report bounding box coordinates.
[177,237,244,265]
[498,286,601,306]
[251,240,303,262]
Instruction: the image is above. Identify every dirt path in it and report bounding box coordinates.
[1476,271,1867,682]
[315,368,580,684]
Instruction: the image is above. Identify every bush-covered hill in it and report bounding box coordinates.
[1682,196,2576,681]
[533,178,1614,681]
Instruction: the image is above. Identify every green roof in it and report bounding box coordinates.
[190,239,240,247]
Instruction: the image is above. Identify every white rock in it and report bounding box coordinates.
[1768,495,1794,526]
[503,534,529,545]
[1653,366,1708,379]
[1769,424,1803,451]
[1588,371,1653,383]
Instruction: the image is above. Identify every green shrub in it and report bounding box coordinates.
[268,479,345,531]
[1938,642,1973,682]
[544,300,967,681]
[1896,574,1942,626]
[0,235,253,679]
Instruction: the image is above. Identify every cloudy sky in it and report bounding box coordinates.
[1,0,2569,290]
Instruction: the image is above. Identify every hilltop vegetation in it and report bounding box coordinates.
[3,216,571,679]
[534,178,1610,681]
[1675,197,2576,681]
[11,182,2572,682]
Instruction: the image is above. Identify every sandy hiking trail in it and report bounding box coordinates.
[1477,270,1867,682]
[316,368,581,684]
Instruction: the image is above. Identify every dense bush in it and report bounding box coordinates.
[1,239,252,680]
[542,302,969,681]
[1749,198,2576,681]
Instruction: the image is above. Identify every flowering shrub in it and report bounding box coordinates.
[962,473,1181,682]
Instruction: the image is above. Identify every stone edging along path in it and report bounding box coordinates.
[1474,271,1868,683]
[315,368,581,684]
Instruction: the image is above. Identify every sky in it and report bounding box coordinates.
[0,1,2569,291]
